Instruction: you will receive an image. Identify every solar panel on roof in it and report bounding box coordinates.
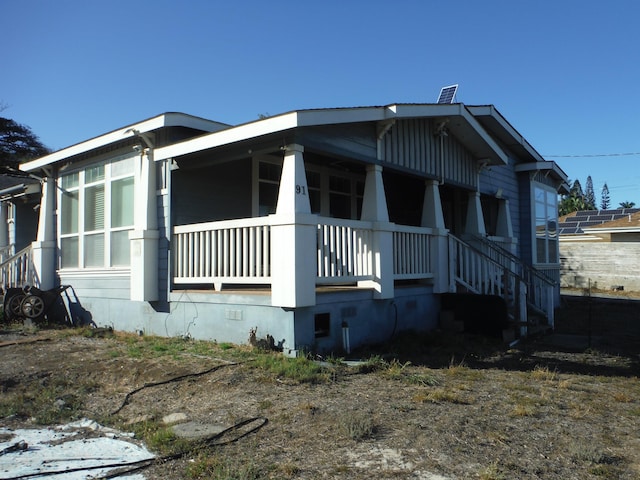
[437,84,458,104]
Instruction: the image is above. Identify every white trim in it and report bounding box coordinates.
[20,113,229,172]
[583,227,640,234]
[57,267,131,278]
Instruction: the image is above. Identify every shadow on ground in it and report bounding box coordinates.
[353,294,640,378]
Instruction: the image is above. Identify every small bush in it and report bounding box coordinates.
[341,412,377,440]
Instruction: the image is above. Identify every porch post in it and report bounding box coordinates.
[0,202,9,258]
[271,144,316,308]
[421,180,450,293]
[31,177,56,289]
[496,198,516,253]
[496,198,513,237]
[464,191,486,236]
[421,179,445,229]
[359,164,393,299]
[129,148,159,301]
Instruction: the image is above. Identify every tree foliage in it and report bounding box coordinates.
[600,183,610,210]
[559,178,596,216]
[619,201,636,208]
[0,117,50,170]
[584,176,595,209]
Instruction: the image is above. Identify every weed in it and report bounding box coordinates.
[531,365,557,382]
[568,441,613,465]
[479,462,506,480]
[356,355,388,374]
[612,391,632,403]
[186,453,261,479]
[510,404,535,417]
[341,412,377,440]
[129,419,191,456]
[252,353,328,383]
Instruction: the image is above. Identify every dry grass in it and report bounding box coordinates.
[1,325,639,480]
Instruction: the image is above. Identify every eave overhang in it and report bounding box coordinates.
[515,161,570,193]
[467,105,544,163]
[19,113,230,172]
[19,103,513,172]
[154,103,509,165]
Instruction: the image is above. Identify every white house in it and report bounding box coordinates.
[4,103,568,354]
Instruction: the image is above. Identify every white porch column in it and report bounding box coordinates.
[496,198,514,238]
[464,191,486,236]
[0,202,9,257]
[421,179,445,229]
[359,164,393,299]
[421,180,450,293]
[271,144,316,308]
[129,148,159,301]
[31,178,56,289]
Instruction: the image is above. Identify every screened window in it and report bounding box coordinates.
[533,185,559,264]
[59,156,135,269]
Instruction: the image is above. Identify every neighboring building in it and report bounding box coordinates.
[6,104,568,353]
[559,209,640,292]
[0,175,41,259]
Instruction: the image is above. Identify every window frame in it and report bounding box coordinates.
[531,183,559,266]
[58,154,136,271]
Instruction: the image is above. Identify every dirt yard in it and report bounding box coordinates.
[1,295,639,479]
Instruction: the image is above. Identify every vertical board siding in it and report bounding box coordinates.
[383,119,477,189]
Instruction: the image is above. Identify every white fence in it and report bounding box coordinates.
[173,217,438,288]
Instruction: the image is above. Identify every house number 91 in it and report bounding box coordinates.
[296,185,306,195]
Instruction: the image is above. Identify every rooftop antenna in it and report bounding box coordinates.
[436,84,458,104]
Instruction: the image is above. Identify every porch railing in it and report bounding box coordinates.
[448,234,515,299]
[0,245,36,289]
[173,218,272,286]
[173,217,438,288]
[316,219,375,284]
[471,234,555,326]
[393,225,434,280]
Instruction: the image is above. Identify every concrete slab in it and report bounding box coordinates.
[171,421,227,440]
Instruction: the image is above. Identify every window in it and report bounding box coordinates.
[256,159,364,219]
[59,155,135,269]
[257,161,281,216]
[533,185,559,264]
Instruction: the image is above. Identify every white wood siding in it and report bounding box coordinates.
[382,119,477,188]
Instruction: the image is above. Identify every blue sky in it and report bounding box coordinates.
[2,0,639,207]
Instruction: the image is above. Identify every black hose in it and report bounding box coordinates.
[111,360,249,415]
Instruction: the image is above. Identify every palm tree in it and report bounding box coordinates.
[619,201,636,208]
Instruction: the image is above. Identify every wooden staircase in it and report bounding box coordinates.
[447,234,556,341]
